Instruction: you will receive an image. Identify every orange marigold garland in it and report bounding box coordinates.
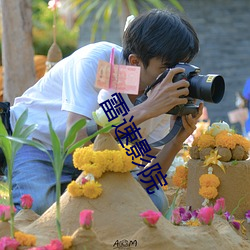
[172,165,188,189]
[199,167,220,206]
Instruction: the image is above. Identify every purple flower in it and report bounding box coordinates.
[192,210,198,218]
[231,220,241,230]
[223,211,234,221]
[245,210,250,223]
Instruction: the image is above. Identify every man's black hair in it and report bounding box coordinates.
[122,9,199,68]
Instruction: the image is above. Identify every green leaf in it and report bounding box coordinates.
[6,136,52,161]
[12,109,28,137]
[165,188,180,220]
[47,114,63,174]
[11,124,38,155]
[63,118,86,151]
[67,122,117,154]
[0,121,12,164]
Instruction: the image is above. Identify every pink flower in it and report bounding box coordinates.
[47,239,64,250]
[171,208,182,225]
[81,177,88,185]
[28,247,47,250]
[48,0,61,11]
[139,210,162,227]
[79,210,94,229]
[20,194,33,209]
[213,197,225,215]
[0,236,19,250]
[197,207,214,225]
[0,205,16,221]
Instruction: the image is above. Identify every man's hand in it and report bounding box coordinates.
[172,102,204,145]
[141,67,190,119]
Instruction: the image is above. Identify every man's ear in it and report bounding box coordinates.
[128,54,140,66]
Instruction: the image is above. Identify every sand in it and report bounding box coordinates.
[3,171,248,250]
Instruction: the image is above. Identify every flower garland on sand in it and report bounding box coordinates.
[199,166,220,206]
[190,121,250,161]
[67,144,140,198]
[172,165,188,189]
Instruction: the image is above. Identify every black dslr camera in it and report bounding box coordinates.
[135,63,225,116]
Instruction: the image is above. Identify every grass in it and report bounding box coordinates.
[0,180,9,205]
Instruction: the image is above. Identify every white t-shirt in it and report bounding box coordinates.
[98,89,171,147]
[10,41,124,148]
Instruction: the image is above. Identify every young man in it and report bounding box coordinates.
[8,9,202,215]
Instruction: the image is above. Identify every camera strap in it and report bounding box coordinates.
[149,116,183,147]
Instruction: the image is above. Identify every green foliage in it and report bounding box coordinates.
[69,0,184,42]
[32,1,79,57]
[0,109,38,238]
[7,111,119,240]
[0,181,9,205]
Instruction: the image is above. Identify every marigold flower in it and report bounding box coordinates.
[62,236,73,249]
[14,231,36,247]
[191,136,199,147]
[233,134,250,151]
[199,174,220,188]
[20,194,33,209]
[73,146,94,169]
[213,197,225,215]
[82,163,105,178]
[67,181,84,197]
[197,134,215,149]
[197,207,214,225]
[0,236,19,249]
[199,186,218,200]
[140,210,162,227]
[172,166,188,189]
[79,210,94,229]
[82,180,102,199]
[73,144,138,178]
[215,131,237,149]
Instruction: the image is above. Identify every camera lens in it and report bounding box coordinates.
[189,74,225,103]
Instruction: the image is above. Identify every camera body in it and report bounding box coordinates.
[135,63,225,116]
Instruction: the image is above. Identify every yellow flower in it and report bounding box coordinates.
[197,134,215,149]
[83,163,105,178]
[185,218,201,226]
[67,181,84,197]
[172,166,188,189]
[199,174,220,188]
[191,137,199,147]
[204,149,225,173]
[73,146,94,169]
[14,231,36,247]
[199,186,218,199]
[233,134,250,151]
[62,235,73,249]
[215,131,237,149]
[73,144,139,176]
[82,180,102,199]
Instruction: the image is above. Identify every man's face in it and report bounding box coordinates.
[139,57,167,93]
